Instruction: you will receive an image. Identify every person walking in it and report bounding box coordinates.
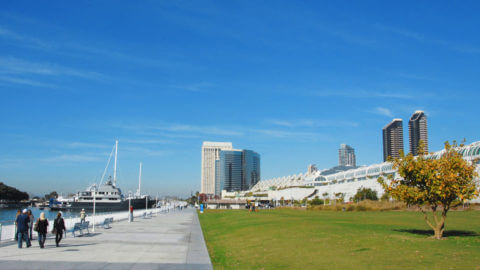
[16,209,31,248]
[53,212,65,247]
[27,209,34,241]
[35,212,49,248]
[80,208,86,223]
[14,209,21,241]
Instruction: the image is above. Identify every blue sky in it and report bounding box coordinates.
[1,1,479,197]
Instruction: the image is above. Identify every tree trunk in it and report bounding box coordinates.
[433,209,447,239]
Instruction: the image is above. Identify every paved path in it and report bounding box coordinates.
[0,208,212,270]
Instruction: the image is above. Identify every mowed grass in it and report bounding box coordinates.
[198,209,480,269]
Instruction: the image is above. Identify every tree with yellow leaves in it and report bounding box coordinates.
[378,141,479,239]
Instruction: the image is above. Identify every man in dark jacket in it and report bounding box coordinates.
[16,209,31,248]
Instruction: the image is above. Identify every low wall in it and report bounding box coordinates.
[0,205,177,242]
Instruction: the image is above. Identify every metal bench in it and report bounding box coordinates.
[142,211,153,219]
[102,217,113,229]
[72,221,90,237]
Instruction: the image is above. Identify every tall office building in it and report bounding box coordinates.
[218,149,260,194]
[242,150,261,191]
[383,119,404,161]
[219,150,243,193]
[409,110,428,156]
[201,141,233,195]
[339,144,356,167]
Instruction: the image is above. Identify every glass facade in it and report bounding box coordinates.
[242,150,261,190]
[219,150,243,193]
[217,149,261,194]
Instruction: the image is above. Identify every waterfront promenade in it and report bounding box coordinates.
[0,208,212,270]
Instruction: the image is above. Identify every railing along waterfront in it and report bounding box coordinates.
[0,205,178,242]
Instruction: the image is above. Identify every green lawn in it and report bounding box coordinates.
[198,209,480,270]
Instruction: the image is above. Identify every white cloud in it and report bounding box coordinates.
[65,142,111,149]
[374,107,394,117]
[269,119,359,128]
[0,75,56,88]
[41,154,101,163]
[151,124,244,136]
[122,146,167,157]
[122,139,172,145]
[375,24,480,54]
[311,90,414,99]
[0,56,105,80]
[0,25,53,49]
[170,82,214,92]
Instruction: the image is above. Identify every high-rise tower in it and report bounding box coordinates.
[409,110,428,156]
[201,141,233,195]
[339,144,356,167]
[218,149,260,194]
[383,119,404,161]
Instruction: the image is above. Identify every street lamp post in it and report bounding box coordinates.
[92,186,96,232]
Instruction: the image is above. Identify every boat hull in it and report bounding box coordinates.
[67,199,155,211]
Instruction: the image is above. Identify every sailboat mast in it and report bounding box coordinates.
[138,162,142,196]
[113,140,118,186]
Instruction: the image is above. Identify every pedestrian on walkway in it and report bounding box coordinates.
[35,212,49,248]
[14,209,21,241]
[27,209,34,241]
[16,209,31,248]
[80,209,86,223]
[53,212,65,247]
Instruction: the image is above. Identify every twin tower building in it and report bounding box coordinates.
[383,110,428,161]
[201,142,260,196]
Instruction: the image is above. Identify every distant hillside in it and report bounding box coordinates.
[0,182,29,201]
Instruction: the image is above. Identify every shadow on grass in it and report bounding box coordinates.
[395,229,479,237]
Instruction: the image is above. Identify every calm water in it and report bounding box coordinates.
[0,207,113,225]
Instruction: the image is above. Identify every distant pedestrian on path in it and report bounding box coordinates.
[53,212,65,247]
[35,212,49,248]
[14,209,21,241]
[129,205,134,222]
[27,209,34,241]
[80,209,86,223]
[16,209,31,248]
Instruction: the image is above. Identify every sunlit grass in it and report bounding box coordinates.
[199,208,480,270]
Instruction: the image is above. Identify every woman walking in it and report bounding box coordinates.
[53,212,65,247]
[36,212,49,248]
[27,209,34,241]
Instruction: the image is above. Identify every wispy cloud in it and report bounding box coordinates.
[317,25,377,47]
[311,89,414,99]
[0,157,24,168]
[41,154,101,163]
[374,107,394,117]
[269,119,359,128]
[0,25,191,70]
[151,123,244,136]
[122,146,167,157]
[0,75,56,88]
[375,24,480,54]
[0,25,53,50]
[122,139,172,145]
[0,56,106,80]
[389,71,440,82]
[170,82,214,92]
[65,142,111,149]
[253,129,331,141]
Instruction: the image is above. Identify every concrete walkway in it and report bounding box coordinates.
[0,208,212,270]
